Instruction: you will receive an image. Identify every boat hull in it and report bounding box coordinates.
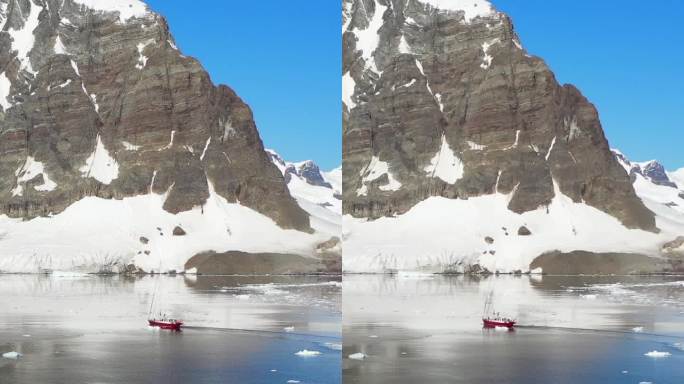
[482,318,515,329]
[148,319,183,331]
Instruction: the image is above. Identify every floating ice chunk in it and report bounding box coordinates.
[286,381,300,384]
[580,294,597,300]
[2,351,22,359]
[294,349,321,357]
[369,335,379,338]
[348,352,366,360]
[632,326,644,333]
[22,334,31,337]
[270,369,277,372]
[284,326,295,332]
[644,350,671,358]
[323,342,342,351]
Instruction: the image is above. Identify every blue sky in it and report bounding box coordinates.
[493,0,684,170]
[145,1,341,170]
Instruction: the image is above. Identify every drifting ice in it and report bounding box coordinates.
[295,350,321,357]
[644,350,671,358]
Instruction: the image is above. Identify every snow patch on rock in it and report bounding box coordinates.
[80,135,119,185]
[358,156,402,195]
[351,0,387,73]
[424,135,464,184]
[71,0,149,23]
[419,0,494,23]
[15,156,57,194]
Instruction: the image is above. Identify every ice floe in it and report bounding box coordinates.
[294,349,321,357]
[644,350,671,358]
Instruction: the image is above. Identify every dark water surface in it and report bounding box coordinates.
[343,275,684,384]
[0,274,341,384]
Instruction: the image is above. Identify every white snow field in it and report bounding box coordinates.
[343,152,684,273]
[0,180,328,274]
[70,0,149,23]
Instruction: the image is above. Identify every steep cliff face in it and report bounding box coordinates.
[342,0,674,273]
[0,0,323,273]
[0,0,308,231]
[343,0,654,231]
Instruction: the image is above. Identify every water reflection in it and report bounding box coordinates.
[0,274,341,384]
[343,275,684,384]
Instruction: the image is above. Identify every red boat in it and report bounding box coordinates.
[148,318,183,331]
[482,292,516,329]
[482,318,516,329]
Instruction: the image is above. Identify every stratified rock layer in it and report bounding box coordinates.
[0,0,310,232]
[342,0,655,231]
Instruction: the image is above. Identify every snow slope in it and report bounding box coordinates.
[70,0,149,23]
[669,168,684,189]
[267,150,341,239]
[0,181,327,274]
[343,152,684,273]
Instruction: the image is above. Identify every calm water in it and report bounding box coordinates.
[0,274,341,384]
[343,275,684,384]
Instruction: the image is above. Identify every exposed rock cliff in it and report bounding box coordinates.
[0,0,325,273]
[342,0,678,273]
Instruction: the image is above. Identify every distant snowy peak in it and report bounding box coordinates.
[266,149,341,239]
[266,150,337,191]
[612,149,678,188]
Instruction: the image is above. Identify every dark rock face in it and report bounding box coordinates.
[185,251,339,275]
[517,226,531,236]
[297,161,333,188]
[641,162,676,188]
[343,0,656,231]
[531,251,676,275]
[0,0,310,232]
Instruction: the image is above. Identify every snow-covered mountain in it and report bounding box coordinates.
[342,0,683,273]
[0,0,334,274]
[267,150,342,244]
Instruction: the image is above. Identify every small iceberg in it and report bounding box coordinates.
[323,342,342,351]
[2,351,22,359]
[284,326,295,332]
[348,352,366,360]
[287,381,300,384]
[632,326,644,333]
[295,349,321,357]
[580,294,597,300]
[644,350,671,358]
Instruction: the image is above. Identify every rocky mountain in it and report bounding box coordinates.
[0,0,332,273]
[342,0,682,273]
